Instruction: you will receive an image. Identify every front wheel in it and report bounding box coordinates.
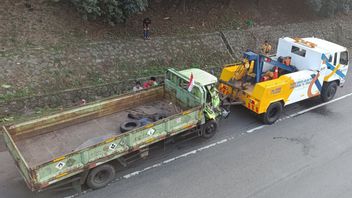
[321,81,338,102]
[86,164,116,190]
[262,102,283,124]
[201,120,218,139]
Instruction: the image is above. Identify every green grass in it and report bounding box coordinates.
[0,87,35,103]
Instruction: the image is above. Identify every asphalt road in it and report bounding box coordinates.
[0,75,351,198]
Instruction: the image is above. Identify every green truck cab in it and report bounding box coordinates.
[2,68,223,192]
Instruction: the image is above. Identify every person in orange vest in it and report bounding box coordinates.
[262,66,279,81]
[143,77,158,89]
[272,66,279,79]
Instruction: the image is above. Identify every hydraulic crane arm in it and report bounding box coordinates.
[243,51,297,83]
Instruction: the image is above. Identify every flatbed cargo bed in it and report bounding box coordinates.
[16,99,180,168]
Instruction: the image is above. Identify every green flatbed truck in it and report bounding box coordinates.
[2,68,225,192]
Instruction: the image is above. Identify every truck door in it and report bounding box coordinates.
[337,51,349,85]
[324,51,348,86]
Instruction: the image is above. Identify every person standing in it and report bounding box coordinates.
[143,17,152,40]
[261,40,272,55]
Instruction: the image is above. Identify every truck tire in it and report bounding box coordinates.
[86,164,116,190]
[201,120,218,139]
[120,120,142,133]
[321,81,337,102]
[262,102,283,124]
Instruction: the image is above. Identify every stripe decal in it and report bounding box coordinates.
[321,54,346,80]
[308,72,321,98]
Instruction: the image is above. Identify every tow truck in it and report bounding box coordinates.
[219,37,349,124]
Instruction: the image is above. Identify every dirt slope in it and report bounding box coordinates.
[1,0,321,49]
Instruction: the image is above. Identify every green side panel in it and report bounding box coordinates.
[36,152,84,185]
[2,129,32,188]
[34,108,202,186]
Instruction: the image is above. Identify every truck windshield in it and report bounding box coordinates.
[340,51,349,65]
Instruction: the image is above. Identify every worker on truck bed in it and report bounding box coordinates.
[133,81,143,92]
[261,40,272,55]
[143,77,158,89]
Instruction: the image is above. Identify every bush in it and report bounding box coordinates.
[306,0,352,17]
[70,0,148,24]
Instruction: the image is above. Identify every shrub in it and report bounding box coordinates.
[306,0,352,16]
[70,0,148,24]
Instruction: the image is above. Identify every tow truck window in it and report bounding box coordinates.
[334,52,337,65]
[291,46,306,57]
[340,51,349,65]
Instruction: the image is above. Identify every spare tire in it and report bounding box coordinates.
[120,120,142,133]
[128,113,143,120]
[153,113,167,122]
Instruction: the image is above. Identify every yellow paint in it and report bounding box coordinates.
[144,123,154,129]
[219,64,296,114]
[105,137,115,143]
[324,64,341,81]
[55,172,68,179]
[219,83,233,96]
[248,60,255,74]
[247,75,295,114]
[52,156,65,163]
[145,137,156,144]
[220,64,246,81]
[182,124,194,129]
[182,110,192,115]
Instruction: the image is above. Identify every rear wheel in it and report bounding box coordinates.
[262,102,283,124]
[86,164,116,190]
[321,81,338,102]
[201,120,218,139]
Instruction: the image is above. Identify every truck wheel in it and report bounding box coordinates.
[86,164,115,190]
[120,120,142,133]
[321,81,337,102]
[201,120,218,139]
[262,102,283,124]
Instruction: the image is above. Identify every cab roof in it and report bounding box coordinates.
[179,68,218,86]
[283,37,347,54]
